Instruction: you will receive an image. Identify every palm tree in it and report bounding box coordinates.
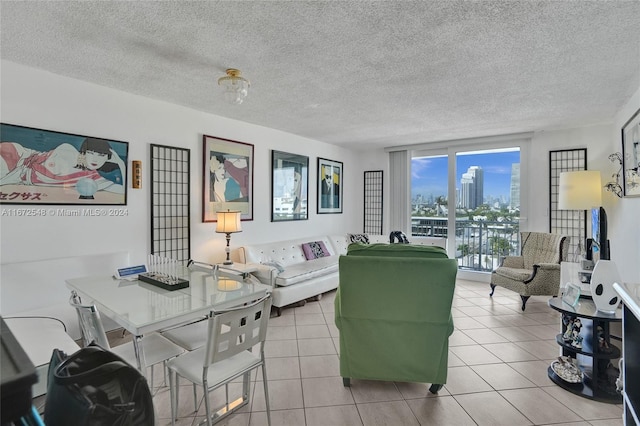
[458,244,470,256]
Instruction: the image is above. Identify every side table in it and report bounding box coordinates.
[218,262,260,279]
[548,297,622,403]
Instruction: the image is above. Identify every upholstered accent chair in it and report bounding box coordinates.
[335,243,457,393]
[490,232,570,311]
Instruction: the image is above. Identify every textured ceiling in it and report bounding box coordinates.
[1,1,639,150]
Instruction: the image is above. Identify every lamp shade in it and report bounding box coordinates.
[215,210,242,233]
[558,171,602,210]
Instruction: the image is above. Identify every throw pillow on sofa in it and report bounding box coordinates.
[346,233,370,244]
[302,241,330,260]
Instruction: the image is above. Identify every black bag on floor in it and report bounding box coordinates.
[44,343,154,426]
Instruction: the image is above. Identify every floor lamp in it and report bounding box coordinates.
[215,210,242,265]
[558,170,607,261]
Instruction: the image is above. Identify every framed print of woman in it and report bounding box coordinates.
[209,153,249,203]
[317,157,343,214]
[202,134,254,222]
[0,123,128,205]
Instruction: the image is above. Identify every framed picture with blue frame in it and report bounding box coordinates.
[0,123,128,205]
[317,157,343,214]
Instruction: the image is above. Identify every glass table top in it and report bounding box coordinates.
[66,267,270,334]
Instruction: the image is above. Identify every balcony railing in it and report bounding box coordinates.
[412,216,520,272]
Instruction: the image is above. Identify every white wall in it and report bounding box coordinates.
[2,59,637,315]
[610,86,640,283]
[350,149,391,234]
[0,60,360,269]
[508,89,640,283]
[527,124,612,232]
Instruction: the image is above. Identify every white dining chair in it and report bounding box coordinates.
[69,291,185,388]
[167,294,272,426]
[160,260,231,352]
[161,317,208,351]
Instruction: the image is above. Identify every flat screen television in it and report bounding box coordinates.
[591,207,609,260]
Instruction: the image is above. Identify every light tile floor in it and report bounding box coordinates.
[131,279,624,425]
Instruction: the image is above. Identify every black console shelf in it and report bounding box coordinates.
[554,334,621,359]
[548,297,622,404]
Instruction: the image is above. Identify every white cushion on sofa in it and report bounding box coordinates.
[275,256,338,287]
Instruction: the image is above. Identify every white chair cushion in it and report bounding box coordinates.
[111,332,184,367]
[494,267,533,282]
[161,320,208,351]
[168,347,261,388]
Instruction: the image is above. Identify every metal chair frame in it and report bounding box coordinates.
[167,294,272,426]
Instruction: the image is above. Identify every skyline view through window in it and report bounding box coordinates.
[411,147,522,272]
[412,149,520,208]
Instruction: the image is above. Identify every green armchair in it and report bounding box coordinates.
[335,243,457,393]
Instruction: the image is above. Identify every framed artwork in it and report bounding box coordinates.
[271,150,308,222]
[0,123,128,205]
[317,157,343,214]
[621,107,640,197]
[562,283,581,308]
[202,134,253,222]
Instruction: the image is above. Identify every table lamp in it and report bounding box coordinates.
[215,210,242,265]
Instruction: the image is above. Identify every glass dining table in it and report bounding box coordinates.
[65,264,271,375]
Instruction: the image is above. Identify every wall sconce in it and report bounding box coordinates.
[217,68,250,105]
[604,152,623,198]
[215,210,242,265]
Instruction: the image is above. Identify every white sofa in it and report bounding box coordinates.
[236,234,446,314]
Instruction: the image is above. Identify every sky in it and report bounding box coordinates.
[411,150,520,201]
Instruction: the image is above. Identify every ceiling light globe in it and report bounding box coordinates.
[218,69,250,105]
[223,87,247,104]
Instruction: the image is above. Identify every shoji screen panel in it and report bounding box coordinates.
[364,170,383,235]
[549,148,587,260]
[150,144,191,263]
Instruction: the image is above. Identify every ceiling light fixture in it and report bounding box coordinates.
[217,68,250,105]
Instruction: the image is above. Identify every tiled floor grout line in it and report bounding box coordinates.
[96,278,626,425]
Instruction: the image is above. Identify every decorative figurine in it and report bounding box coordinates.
[562,315,575,342]
[597,325,612,353]
[571,330,583,349]
[570,319,583,349]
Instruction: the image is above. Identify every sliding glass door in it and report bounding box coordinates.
[411,153,448,238]
[454,149,520,273]
[412,141,527,279]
